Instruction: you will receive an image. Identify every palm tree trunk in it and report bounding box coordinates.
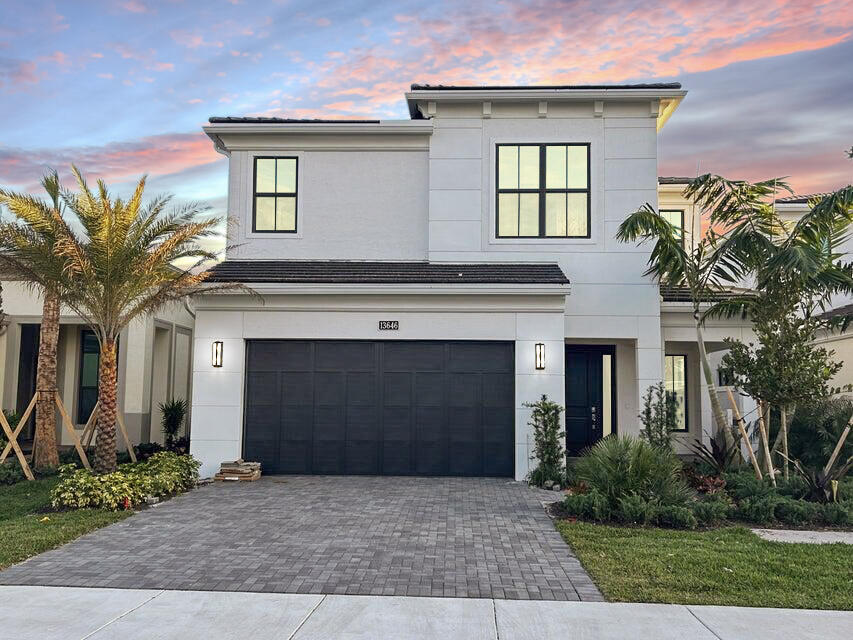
[33,289,60,470]
[94,338,118,474]
[695,314,734,449]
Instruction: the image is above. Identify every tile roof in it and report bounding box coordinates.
[410,83,682,91]
[206,260,570,285]
[819,302,853,320]
[208,117,381,124]
[776,192,835,204]
[658,177,693,185]
[660,285,744,303]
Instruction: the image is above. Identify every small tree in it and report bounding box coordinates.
[639,382,679,450]
[525,395,565,487]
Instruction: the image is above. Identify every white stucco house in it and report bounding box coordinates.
[189,83,755,480]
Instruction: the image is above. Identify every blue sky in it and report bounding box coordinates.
[1,0,852,246]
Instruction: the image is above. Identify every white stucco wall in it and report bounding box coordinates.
[189,291,567,480]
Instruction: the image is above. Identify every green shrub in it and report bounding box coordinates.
[0,462,26,485]
[735,495,780,525]
[58,447,94,467]
[574,435,693,509]
[775,475,811,500]
[654,504,697,529]
[525,395,565,488]
[692,498,731,526]
[159,398,188,449]
[639,382,678,450]
[774,497,820,526]
[617,494,656,524]
[819,502,851,526]
[723,471,776,501]
[51,453,200,511]
[562,489,611,522]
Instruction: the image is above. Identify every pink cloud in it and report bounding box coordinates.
[0,132,221,190]
[0,59,42,89]
[119,1,149,14]
[316,18,331,27]
[170,30,224,49]
[149,61,174,72]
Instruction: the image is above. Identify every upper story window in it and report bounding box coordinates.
[253,157,297,233]
[496,143,590,238]
[660,209,685,246]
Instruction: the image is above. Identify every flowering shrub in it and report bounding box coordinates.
[51,452,200,510]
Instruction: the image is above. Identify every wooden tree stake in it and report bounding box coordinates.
[726,389,762,480]
[115,412,137,463]
[756,402,776,486]
[81,402,100,449]
[0,392,38,464]
[824,423,851,476]
[54,393,91,471]
[0,403,34,480]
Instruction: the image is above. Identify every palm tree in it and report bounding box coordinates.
[0,167,223,473]
[616,176,787,447]
[0,172,65,470]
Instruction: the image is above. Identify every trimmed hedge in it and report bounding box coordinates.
[51,452,200,510]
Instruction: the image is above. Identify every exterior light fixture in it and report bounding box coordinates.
[535,343,545,370]
[212,341,224,368]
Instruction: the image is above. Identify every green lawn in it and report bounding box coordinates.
[556,520,853,610]
[0,476,131,570]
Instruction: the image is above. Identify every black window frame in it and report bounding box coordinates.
[659,208,685,247]
[77,329,100,424]
[495,143,591,239]
[252,156,299,234]
[664,353,689,432]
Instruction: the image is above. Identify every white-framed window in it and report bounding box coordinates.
[253,157,298,233]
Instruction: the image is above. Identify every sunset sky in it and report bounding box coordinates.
[1,0,852,250]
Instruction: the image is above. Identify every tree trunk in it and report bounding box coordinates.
[780,405,789,480]
[695,315,735,449]
[94,338,118,474]
[33,290,60,470]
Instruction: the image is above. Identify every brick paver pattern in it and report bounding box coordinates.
[0,476,602,601]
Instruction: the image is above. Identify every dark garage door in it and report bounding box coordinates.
[243,340,515,476]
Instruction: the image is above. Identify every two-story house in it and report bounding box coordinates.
[190,83,753,480]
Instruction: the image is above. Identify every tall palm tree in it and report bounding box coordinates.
[0,166,223,473]
[0,172,65,470]
[616,176,786,447]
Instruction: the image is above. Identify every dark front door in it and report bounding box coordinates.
[565,345,615,456]
[15,324,40,440]
[243,340,515,476]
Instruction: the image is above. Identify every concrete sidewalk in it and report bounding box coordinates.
[2,585,850,640]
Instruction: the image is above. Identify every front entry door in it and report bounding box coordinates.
[565,345,615,456]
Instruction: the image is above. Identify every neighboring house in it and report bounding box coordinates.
[190,82,755,480]
[0,277,194,448]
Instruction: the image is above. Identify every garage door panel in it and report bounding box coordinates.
[315,341,375,370]
[383,373,411,405]
[244,340,514,476]
[315,372,345,405]
[384,342,444,371]
[415,372,444,405]
[449,343,513,372]
[281,372,313,404]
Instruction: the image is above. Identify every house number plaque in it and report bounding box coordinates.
[378,320,399,330]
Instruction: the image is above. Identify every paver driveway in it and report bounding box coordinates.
[0,476,602,601]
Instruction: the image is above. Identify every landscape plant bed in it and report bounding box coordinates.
[0,476,131,571]
[556,520,853,610]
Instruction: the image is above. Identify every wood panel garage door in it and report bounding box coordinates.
[243,340,515,476]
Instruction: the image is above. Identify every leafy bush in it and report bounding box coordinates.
[774,496,820,526]
[51,452,200,510]
[735,496,780,525]
[617,494,656,524]
[690,431,740,475]
[819,502,851,526]
[58,446,94,467]
[525,395,565,488]
[0,462,26,485]
[134,441,165,461]
[574,435,693,509]
[692,497,731,526]
[639,382,678,450]
[654,504,697,529]
[723,471,776,501]
[787,397,853,470]
[561,489,611,522]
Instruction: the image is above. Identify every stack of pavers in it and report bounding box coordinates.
[214,459,261,482]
